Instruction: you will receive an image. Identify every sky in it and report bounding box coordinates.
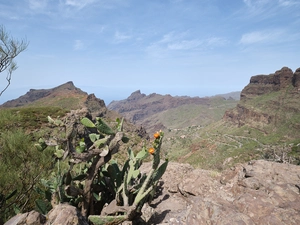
[0,0,300,105]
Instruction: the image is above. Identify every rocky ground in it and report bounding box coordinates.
[5,160,300,225]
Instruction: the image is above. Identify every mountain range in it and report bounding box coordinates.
[1,66,299,169]
[2,66,300,224]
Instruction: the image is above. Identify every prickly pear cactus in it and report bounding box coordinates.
[37,114,168,224]
[89,130,168,224]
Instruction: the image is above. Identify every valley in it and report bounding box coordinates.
[1,66,300,224]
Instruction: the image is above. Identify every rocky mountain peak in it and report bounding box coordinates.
[127,90,146,101]
[54,81,77,90]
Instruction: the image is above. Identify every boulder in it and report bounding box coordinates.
[4,204,88,225]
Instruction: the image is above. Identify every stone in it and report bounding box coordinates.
[4,204,88,225]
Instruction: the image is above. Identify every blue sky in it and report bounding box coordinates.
[0,0,300,105]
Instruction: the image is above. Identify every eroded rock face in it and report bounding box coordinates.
[240,67,295,100]
[223,67,300,128]
[293,68,300,88]
[140,160,300,225]
[5,160,300,225]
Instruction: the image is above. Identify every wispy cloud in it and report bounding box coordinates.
[278,0,300,7]
[73,39,85,50]
[28,0,48,10]
[242,0,300,18]
[65,0,97,9]
[113,31,131,43]
[168,40,203,50]
[243,0,272,8]
[239,29,284,45]
[206,37,228,47]
[146,31,228,58]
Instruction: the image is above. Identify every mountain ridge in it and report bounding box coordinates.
[108,90,240,133]
[0,81,88,108]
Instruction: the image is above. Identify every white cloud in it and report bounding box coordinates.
[65,0,96,9]
[243,0,272,8]
[73,39,85,50]
[206,37,228,47]
[239,30,284,44]
[168,39,203,50]
[113,31,131,43]
[152,32,227,51]
[241,0,275,17]
[278,0,300,7]
[145,31,228,59]
[243,0,252,7]
[28,0,48,10]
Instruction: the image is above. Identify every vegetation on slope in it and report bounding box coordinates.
[0,107,67,221]
[161,88,300,170]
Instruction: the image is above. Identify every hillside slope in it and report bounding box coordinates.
[0,81,150,144]
[1,81,88,109]
[162,67,300,169]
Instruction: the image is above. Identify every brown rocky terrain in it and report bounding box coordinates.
[5,160,300,225]
[108,90,210,121]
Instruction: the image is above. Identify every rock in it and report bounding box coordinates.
[140,160,300,225]
[293,67,300,88]
[4,211,46,225]
[85,93,107,117]
[127,90,146,101]
[46,204,89,225]
[240,67,294,100]
[4,204,88,225]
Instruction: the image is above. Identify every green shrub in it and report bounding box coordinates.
[0,129,53,222]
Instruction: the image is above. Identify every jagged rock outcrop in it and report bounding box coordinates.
[223,67,300,129]
[127,90,146,101]
[6,160,300,225]
[84,93,107,117]
[240,67,298,100]
[293,68,300,88]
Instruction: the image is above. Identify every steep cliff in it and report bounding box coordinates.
[223,67,300,135]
